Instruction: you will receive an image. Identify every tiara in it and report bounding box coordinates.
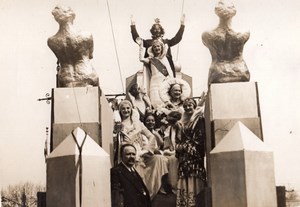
[154,18,160,24]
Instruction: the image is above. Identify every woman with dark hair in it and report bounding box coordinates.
[128,83,152,122]
[176,98,207,207]
[143,111,180,195]
[143,111,164,152]
[131,15,185,77]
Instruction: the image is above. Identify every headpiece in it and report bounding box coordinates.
[150,18,165,38]
[154,18,160,24]
[159,78,191,103]
[183,98,197,108]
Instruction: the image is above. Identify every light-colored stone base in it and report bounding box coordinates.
[47,127,111,207]
[210,122,277,207]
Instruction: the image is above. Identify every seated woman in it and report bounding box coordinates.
[143,110,164,152]
[143,110,183,195]
[116,100,168,199]
[137,38,174,108]
[128,83,152,122]
[159,78,191,113]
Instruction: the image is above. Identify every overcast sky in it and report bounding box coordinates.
[0,0,300,192]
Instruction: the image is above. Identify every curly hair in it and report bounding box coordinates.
[183,98,197,109]
[150,23,165,38]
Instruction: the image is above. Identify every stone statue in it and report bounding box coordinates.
[202,0,250,85]
[48,5,99,87]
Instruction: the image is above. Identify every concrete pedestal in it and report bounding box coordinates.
[205,82,263,150]
[204,82,263,185]
[47,127,111,207]
[210,122,277,207]
[50,87,114,163]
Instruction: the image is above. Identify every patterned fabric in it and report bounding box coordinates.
[176,111,207,207]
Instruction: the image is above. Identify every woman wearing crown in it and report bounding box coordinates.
[131,16,185,77]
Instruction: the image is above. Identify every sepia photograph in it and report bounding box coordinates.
[0,0,299,206]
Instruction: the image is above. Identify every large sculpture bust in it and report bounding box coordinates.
[48,5,99,87]
[202,0,250,85]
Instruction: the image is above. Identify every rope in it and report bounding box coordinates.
[106,0,125,93]
[176,0,185,61]
[72,83,82,125]
[72,130,87,207]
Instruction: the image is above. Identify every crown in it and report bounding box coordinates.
[154,18,160,24]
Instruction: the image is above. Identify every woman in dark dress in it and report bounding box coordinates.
[176,98,207,207]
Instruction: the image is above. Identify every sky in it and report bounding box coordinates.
[0,0,300,193]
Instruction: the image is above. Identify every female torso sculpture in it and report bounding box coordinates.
[202,1,250,85]
[48,5,99,87]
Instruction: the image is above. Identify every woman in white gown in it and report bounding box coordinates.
[117,100,168,199]
[137,38,174,108]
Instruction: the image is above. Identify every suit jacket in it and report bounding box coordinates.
[131,24,185,77]
[111,162,151,207]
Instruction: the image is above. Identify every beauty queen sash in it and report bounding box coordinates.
[150,58,169,77]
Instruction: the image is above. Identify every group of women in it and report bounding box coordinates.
[111,13,208,207]
[114,91,207,207]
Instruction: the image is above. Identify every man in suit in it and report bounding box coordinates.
[111,143,151,207]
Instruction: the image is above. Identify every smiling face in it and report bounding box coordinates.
[151,24,164,38]
[183,101,196,115]
[152,42,163,56]
[144,115,156,130]
[170,84,182,100]
[119,102,132,119]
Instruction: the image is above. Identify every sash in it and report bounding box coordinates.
[150,58,169,76]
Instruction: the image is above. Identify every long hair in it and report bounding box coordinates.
[118,100,133,120]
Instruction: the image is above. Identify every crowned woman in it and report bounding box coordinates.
[131,16,185,77]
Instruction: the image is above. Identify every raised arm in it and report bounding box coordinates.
[130,15,140,43]
[168,14,185,46]
[136,37,149,64]
[140,123,155,152]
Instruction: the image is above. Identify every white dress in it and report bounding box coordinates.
[140,44,174,108]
